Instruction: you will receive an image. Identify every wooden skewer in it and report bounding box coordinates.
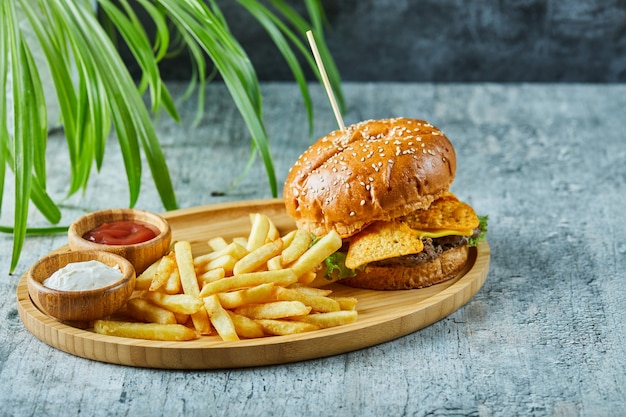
[306,30,345,131]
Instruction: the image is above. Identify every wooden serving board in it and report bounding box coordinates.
[17,199,490,369]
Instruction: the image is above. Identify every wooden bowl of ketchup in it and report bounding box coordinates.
[68,208,171,274]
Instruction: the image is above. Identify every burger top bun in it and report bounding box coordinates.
[283,118,457,238]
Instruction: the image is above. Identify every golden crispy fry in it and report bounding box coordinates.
[345,221,423,269]
[289,230,342,280]
[207,236,228,251]
[149,251,177,291]
[200,254,239,275]
[203,295,239,342]
[280,230,297,249]
[274,286,340,313]
[287,285,333,297]
[193,242,248,269]
[197,267,226,285]
[232,237,248,247]
[173,312,189,324]
[126,298,177,324]
[296,310,358,328]
[175,241,212,334]
[227,311,265,338]
[331,296,359,311]
[266,255,283,271]
[247,213,270,251]
[234,301,311,320]
[266,217,280,243]
[216,283,276,309]
[175,241,200,296]
[94,320,197,341]
[189,309,212,335]
[163,268,182,294]
[298,271,317,285]
[143,291,203,315]
[281,228,313,266]
[135,258,160,290]
[255,319,319,336]
[233,238,283,275]
[198,269,298,297]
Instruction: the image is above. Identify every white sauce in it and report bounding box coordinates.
[43,260,123,291]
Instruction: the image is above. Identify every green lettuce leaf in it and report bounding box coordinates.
[468,215,489,247]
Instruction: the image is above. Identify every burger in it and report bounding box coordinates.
[283,117,487,290]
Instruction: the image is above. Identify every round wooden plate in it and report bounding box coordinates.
[17,199,490,369]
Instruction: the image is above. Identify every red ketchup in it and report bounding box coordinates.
[83,220,159,245]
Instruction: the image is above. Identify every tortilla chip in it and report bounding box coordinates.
[403,195,479,231]
[345,221,424,269]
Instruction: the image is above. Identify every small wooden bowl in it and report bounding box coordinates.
[27,250,136,322]
[67,208,171,274]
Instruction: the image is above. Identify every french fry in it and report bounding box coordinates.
[234,301,311,320]
[289,230,342,280]
[94,320,197,341]
[197,254,238,275]
[175,241,212,334]
[198,269,298,297]
[280,229,297,249]
[135,258,160,290]
[281,228,313,265]
[227,311,265,338]
[126,298,177,324]
[232,237,248,247]
[296,310,358,328]
[255,319,319,336]
[247,213,270,251]
[287,285,333,297]
[149,251,177,291]
[163,268,182,294]
[143,291,203,315]
[233,238,283,275]
[203,295,239,342]
[216,283,276,309]
[189,310,212,335]
[264,216,280,243]
[207,236,228,251]
[173,312,189,324]
[197,267,226,285]
[266,255,283,271]
[331,296,359,311]
[298,270,317,286]
[175,241,200,296]
[274,286,340,313]
[194,242,248,268]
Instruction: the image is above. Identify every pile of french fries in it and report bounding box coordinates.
[94,213,358,341]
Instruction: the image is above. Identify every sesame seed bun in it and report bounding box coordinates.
[283,117,475,291]
[283,118,456,237]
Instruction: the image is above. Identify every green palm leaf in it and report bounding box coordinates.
[1,0,343,273]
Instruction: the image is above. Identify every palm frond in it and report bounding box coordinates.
[0,0,344,273]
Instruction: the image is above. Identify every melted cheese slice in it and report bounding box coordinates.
[413,228,475,239]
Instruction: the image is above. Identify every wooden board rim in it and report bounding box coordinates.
[17,198,490,369]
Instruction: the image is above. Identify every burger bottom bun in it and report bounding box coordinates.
[340,245,469,290]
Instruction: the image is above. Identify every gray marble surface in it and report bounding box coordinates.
[1,83,625,416]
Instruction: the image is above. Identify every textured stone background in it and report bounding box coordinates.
[138,0,626,82]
